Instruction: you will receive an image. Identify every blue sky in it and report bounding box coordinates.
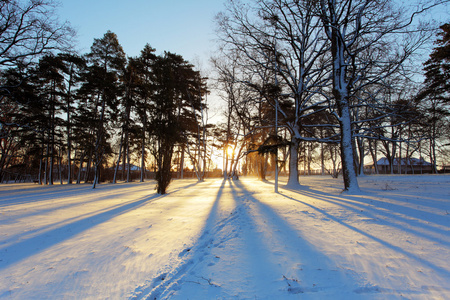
[57,0,449,65]
[57,0,225,62]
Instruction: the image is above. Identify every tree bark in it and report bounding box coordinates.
[286,137,300,187]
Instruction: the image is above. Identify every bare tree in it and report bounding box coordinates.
[212,54,250,179]
[0,1,74,176]
[0,0,73,69]
[183,73,211,182]
[317,0,442,191]
[216,0,331,187]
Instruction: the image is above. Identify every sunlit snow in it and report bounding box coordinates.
[0,175,449,299]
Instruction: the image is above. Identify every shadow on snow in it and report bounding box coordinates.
[280,184,450,279]
[0,191,163,271]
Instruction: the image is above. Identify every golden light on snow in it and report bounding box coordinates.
[0,176,449,299]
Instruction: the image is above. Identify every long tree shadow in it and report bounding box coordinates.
[0,181,157,207]
[135,178,440,298]
[1,180,203,249]
[135,179,227,299]
[233,180,450,296]
[227,179,428,296]
[282,185,450,247]
[191,179,398,296]
[144,178,310,299]
[226,180,352,294]
[277,185,450,279]
[0,182,161,231]
[0,192,163,271]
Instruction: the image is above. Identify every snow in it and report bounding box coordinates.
[1,175,449,299]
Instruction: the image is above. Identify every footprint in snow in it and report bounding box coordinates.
[178,248,191,257]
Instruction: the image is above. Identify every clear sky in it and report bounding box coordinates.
[57,0,226,63]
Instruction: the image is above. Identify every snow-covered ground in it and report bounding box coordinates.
[0,175,449,299]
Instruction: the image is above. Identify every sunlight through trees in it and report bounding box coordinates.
[1,0,449,194]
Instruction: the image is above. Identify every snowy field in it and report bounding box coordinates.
[0,175,449,299]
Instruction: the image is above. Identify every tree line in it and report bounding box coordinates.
[212,0,449,192]
[0,1,209,194]
[1,0,449,194]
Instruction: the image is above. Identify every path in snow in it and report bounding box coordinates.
[0,175,449,299]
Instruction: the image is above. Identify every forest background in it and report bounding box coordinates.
[1,0,449,194]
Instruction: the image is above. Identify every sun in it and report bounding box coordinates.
[227,145,234,158]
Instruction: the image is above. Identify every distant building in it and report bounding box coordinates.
[111,163,147,172]
[369,157,435,174]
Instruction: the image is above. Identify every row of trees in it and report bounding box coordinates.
[0,1,210,194]
[212,0,449,192]
[1,0,449,194]
[1,34,209,193]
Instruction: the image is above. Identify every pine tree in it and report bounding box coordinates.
[58,53,86,184]
[417,24,450,172]
[420,24,450,104]
[82,31,126,188]
[150,52,204,194]
[135,44,157,182]
[37,54,67,185]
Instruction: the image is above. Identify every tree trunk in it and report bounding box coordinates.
[140,119,146,182]
[287,137,300,187]
[66,67,73,184]
[113,130,124,184]
[398,140,402,174]
[321,1,360,193]
[431,122,438,174]
[92,163,100,189]
[156,142,174,195]
[126,141,131,182]
[369,139,379,175]
[92,94,107,189]
[38,140,44,185]
[338,103,359,192]
[321,139,325,176]
[59,151,63,185]
[330,29,359,191]
[357,137,365,176]
[84,156,91,183]
[180,146,185,179]
[76,150,86,184]
[121,132,127,181]
[223,145,229,179]
[44,134,49,185]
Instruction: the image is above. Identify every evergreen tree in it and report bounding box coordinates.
[113,56,141,183]
[150,52,204,194]
[0,66,44,182]
[37,54,67,184]
[81,31,126,188]
[57,53,86,184]
[420,24,450,104]
[134,44,157,182]
[417,24,450,172]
